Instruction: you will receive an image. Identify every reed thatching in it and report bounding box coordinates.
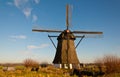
[53,30,80,64]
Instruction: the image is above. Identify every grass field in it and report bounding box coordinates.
[0,65,120,77]
[0,65,78,77]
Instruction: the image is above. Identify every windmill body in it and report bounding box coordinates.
[32,4,103,69]
[53,30,80,69]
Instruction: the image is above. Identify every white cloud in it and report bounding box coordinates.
[23,8,32,18]
[20,50,31,55]
[14,0,21,8]
[27,44,49,50]
[14,0,28,8]
[14,0,32,18]
[33,14,38,22]
[12,0,39,19]
[14,0,19,8]
[34,0,40,4]
[19,50,38,58]
[10,35,27,39]
[7,2,13,6]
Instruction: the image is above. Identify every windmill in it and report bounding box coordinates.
[32,4,103,69]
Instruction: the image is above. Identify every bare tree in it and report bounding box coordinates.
[23,58,39,68]
[103,55,120,73]
[95,55,120,73]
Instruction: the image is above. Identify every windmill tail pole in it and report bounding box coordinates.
[75,35,85,49]
[48,35,57,49]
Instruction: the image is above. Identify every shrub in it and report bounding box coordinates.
[15,65,25,70]
[40,62,49,67]
[0,66,3,69]
[95,55,120,74]
[23,58,39,68]
[103,55,120,73]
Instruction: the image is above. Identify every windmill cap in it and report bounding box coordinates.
[57,30,76,40]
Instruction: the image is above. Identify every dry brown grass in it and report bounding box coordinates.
[0,66,77,77]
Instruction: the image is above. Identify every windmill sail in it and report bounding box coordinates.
[66,4,69,29]
[72,31,103,34]
[32,29,63,33]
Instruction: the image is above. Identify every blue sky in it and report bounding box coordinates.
[0,0,120,63]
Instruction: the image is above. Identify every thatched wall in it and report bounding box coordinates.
[53,30,80,64]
